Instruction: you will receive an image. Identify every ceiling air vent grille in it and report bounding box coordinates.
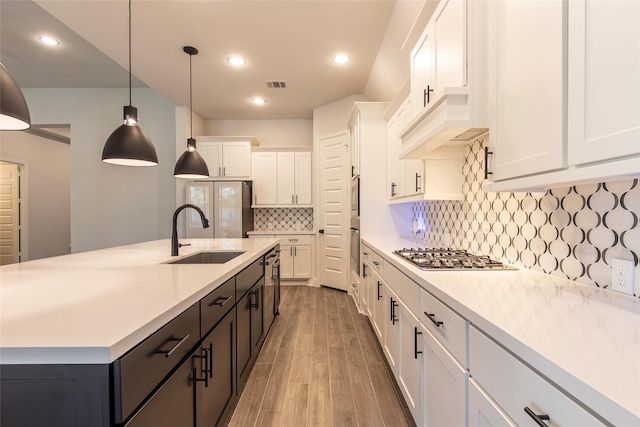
[266,81,286,88]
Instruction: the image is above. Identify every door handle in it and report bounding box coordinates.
[414,327,422,359]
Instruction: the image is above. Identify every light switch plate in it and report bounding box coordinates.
[611,258,635,296]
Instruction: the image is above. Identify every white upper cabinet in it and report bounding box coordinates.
[485,0,640,191]
[196,137,257,179]
[567,0,640,165]
[277,152,312,206]
[489,0,566,181]
[251,152,278,206]
[386,88,463,203]
[401,0,489,159]
[252,150,312,207]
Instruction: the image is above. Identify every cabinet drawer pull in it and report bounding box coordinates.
[155,334,190,358]
[524,407,550,426]
[362,263,367,278]
[425,312,443,328]
[218,166,222,176]
[484,146,493,179]
[209,295,232,307]
[415,172,422,192]
[377,281,382,300]
[288,238,299,242]
[391,182,397,197]
[391,299,398,325]
[414,327,422,359]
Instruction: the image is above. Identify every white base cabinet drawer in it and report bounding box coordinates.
[420,287,469,368]
[469,327,606,427]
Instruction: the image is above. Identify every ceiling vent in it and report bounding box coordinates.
[266,81,286,88]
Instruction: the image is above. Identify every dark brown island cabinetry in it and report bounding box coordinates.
[0,248,278,427]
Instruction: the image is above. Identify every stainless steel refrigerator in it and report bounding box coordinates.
[185,181,254,238]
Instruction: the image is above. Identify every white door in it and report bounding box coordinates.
[294,152,312,205]
[222,141,251,178]
[277,152,295,205]
[318,131,350,291]
[251,152,278,206]
[0,162,20,265]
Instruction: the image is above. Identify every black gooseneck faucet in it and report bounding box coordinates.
[171,203,210,256]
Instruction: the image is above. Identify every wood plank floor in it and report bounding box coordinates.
[228,285,414,427]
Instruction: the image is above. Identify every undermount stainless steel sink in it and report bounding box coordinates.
[167,251,245,264]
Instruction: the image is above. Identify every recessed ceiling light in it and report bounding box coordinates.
[333,54,350,64]
[39,36,60,46]
[227,56,246,66]
[251,97,266,105]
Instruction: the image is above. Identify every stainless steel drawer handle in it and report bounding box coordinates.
[209,296,232,307]
[156,334,190,358]
[425,312,443,328]
[524,407,550,427]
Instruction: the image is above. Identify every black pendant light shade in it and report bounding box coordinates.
[175,46,209,179]
[174,138,209,179]
[102,0,158,167]
[0,63,31,130]
[103,106,158,166]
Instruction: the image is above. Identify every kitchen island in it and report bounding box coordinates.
[0,237,279,426]
[363,237,640,427]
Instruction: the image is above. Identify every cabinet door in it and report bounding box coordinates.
[124,351,195,427]
[491,0,566,180]
[236,291,252,391]
[294,152,312,205]
[568,0,640,165]
[279,245,294,279]
[351,113,360,177]
[397,300,420,424]
[411,25,435,119]
[468,379,516,427]
[383,284,400,374]
[387,107,406,199]
[276,152,295,205]
[434,0,467,95]
[251,280,265,354]
[222,141,251,178]
[252,152,278,206]
[292,245,312,279]
[199,141,223,178]
[372,273,385,340]
[420,324,468,427]
[196,309,236,427]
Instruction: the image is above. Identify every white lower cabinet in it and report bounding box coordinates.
[420,323,469,427]
[469,327,605,427]
[468,379,516,427]
[280,243,311,279]
[383,283,400,374]
[397,300,421,422]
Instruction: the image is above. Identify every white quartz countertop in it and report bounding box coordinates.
[364,237,640,427]
[0,238,278,365]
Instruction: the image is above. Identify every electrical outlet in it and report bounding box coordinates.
[611,258,635,296]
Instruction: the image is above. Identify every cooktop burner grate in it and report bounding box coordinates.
[393,248,517,270]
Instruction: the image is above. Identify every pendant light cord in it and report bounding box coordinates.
[128,0,132,106]
[189,52,193,139]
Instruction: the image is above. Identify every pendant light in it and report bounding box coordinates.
[0,63,31,130]
[102,0,158,167]
[174,46,209,179]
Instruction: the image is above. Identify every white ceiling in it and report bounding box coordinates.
[1,0,398,120]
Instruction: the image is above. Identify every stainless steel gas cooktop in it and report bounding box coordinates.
[393,248,517,271]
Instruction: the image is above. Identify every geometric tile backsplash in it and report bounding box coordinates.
[254,207,314,231]
[412,134,639,295]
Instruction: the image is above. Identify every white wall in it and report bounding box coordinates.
[312,94,369,139]
[23,88,177,253]
[0,132,71,260]
[204,119,312,148]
